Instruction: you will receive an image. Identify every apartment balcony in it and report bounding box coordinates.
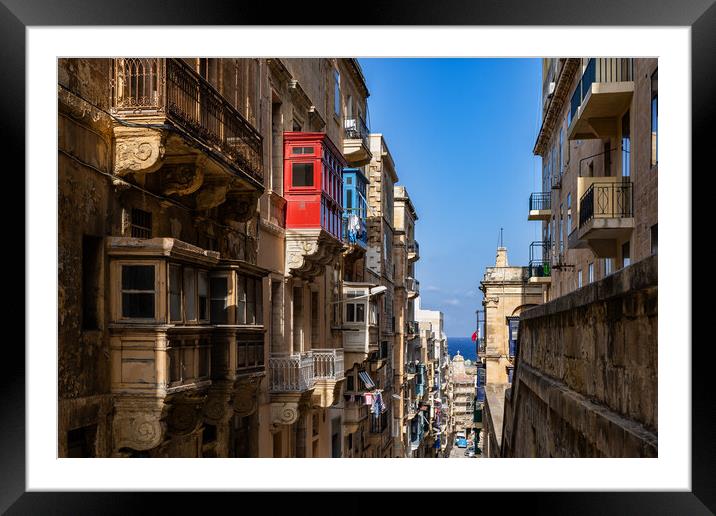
[569,177,634,257]
[528,241,551,284]
[342,283,380,368]
[408,240,420,262]
[476,338,486,358]
[568,58,634,141]
[343,115,372,166]
[110,58,263,220]
[406,277,420,299]
[311,348,345,408]
[405,320,420,338]
[342,208,368,250]
[268,351,315,428]
[343,398,369,434]
[528,192,551,221]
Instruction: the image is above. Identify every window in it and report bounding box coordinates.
[292,146,313,155]
[651,69,658,167]
[622,241,631,268]
[604,258,614,276]
[333,69,340,116]
[82,235,102,330]
[121,264,155,319]
[130,208,152,238]
[169,265,183,322]
[588,263,594,283]
[292,162,314,187]
[604,141,612,176]
[621,110,631,177]
[651,224,658,255]
[346,292,365,323]
[198,271,209,321]
[566,194,572,234]
[577,269,583,288]
[183,267,197,321]
[236,276,246,324]
[210,276,228,324]
[559,127,564,176]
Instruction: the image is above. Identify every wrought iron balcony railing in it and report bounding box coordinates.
[569,58,634,125]
[111,58,264,184]
[344,115,369,147]
[405,320,420,336]
[579,180,633,227]
[312,348,344,380]
[529,192,551,212]
[269,352,314,392]
[529,259,551,278]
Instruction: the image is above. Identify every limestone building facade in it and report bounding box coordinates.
[57,57,429,459]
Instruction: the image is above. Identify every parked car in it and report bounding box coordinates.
[456,437,468,448]
[465,448,476,458]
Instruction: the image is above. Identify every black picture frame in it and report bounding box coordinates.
[5,0,711,513]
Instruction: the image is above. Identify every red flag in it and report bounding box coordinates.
[471,331,477,342]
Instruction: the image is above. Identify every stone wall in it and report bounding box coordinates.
[501,255,657,457]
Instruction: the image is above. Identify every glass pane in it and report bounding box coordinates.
[198,271,208,320]
[210,277,228,324]
[292,163,314,187]
[184,268,196,321]
[246,277,256,325]
[236,276,246,324]
[356,303,365,322]
[256,279,263,325]
[122,293,155,318]
[347,303,355,322]
[169,265,182,322]
[122,265,154,290]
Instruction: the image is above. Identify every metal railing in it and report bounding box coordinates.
[312,348,344,380]
[344,115,369,147]
[269,352,314,392]
[405,320,420,336]
[529,192,551,212]
[569,58,634,124]
[529,259,551,278]
[579,180,633,227]
[111,58,264,184]
[476,338,486,355]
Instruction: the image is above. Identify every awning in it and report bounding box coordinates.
[358,370,375,389]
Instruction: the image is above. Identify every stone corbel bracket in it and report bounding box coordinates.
[233,374,264,417]
[161,156,207,197]
[220,189,262,224]
[286,230,344,280]
[312,377,345,409]
[195,179,230,211]
[269,392,312,432]
[203,381,236,427]
[165,392,208,437]
[113,125,166,177]
[112,398,168,453]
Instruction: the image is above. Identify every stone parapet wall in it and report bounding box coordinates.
[502,255,657,457]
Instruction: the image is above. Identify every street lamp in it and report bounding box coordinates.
[330,285,387,304]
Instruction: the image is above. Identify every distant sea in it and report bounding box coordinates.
[447,337,476,362]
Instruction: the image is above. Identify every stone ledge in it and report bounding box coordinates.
[512,361,657,457]
[520,255,657,321]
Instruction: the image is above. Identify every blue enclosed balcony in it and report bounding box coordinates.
[342,168,368,249]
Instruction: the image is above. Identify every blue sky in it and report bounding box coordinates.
[359,58,543,338]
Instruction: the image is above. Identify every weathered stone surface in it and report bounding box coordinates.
[502,255,657,457]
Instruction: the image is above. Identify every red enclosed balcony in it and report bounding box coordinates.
[283,132,347,278]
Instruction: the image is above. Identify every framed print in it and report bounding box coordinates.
[6,0,713,513]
